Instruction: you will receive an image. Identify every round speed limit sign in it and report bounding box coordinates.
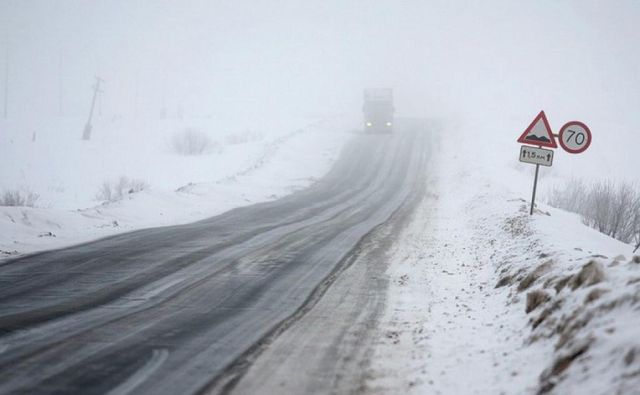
[559,121,592,154]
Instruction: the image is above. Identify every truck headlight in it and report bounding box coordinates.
[386,122,392,126]
[366,122,372,127]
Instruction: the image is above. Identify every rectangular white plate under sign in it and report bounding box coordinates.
[519,145,554,167]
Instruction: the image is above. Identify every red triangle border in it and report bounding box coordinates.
[517,111,558,148]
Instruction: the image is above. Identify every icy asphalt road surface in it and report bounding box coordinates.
[0,124,430,395]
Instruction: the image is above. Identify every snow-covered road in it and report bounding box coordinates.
[0,122,432,394]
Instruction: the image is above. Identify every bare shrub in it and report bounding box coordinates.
[171,128,213,155]
[0,189,39,207]
[548,180,640,246]
[583,181,639,241]
[634,216,640,252]
[548,178,587,214]
[96,177,147,202]
[224,129,262,145]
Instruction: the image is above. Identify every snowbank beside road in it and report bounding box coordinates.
[367,122,639,394]
[0,115,352,260]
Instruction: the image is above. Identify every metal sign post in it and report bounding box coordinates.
[519,144,554,214]
[520,146,550,215]
[530,163,540,215]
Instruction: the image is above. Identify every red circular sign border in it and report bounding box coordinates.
[559,121,592,154]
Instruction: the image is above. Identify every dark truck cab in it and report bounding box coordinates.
[363,88,394,133]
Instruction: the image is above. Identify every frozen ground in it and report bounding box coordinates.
[365,122,640,394]
[0,115,352,260]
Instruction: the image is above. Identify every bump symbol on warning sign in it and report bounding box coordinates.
[517,111,558,148]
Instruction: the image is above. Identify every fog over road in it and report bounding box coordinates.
[0,123,431,394]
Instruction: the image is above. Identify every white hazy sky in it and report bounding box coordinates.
[1,0,639,180]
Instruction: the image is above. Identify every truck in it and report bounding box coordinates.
[363,88,394,133]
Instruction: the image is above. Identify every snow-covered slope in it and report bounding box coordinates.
[366,121,639,394]
[0,115,352,260]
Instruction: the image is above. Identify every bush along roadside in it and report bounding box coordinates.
[95,176,148,203]
[0,188,39,207]
[548,179,640,253]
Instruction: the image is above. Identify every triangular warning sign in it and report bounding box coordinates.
[517,111,557,148]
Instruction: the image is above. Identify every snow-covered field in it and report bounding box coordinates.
[366,122,639,394]
[0,115,352,260]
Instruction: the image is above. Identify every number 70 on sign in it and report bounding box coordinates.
[559,121,592,154]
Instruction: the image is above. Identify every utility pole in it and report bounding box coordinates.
[134,71,139,118]
[3,46,8,119]
[58,52,63,117]
[82,76,104,140]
